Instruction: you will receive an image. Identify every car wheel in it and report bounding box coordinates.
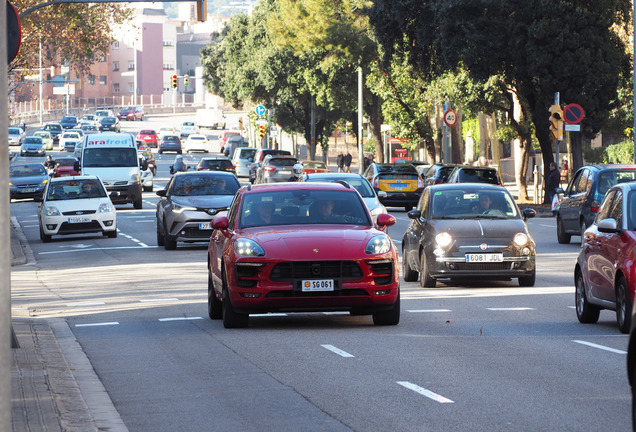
[402,253,418,282]
[106,229,117,238]
[39,226,52,243]
[419,252,436,288]
[557,216,571,244]
[575,269,600,324]
[518,269,536,287]
[372,291,400,326]
[222,267,248,328]
[580,219,587,239]
[134,199,142,210]
[208,266,222,320]
[164,223,177,250]
[177,150,182,155]
[143,185,153,192]
[156,223,165,246]
[616,276,632,334]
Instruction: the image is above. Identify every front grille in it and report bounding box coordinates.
[270,261,363,281]
[367,260,394,286]
[453,262,512,271]
[264,289,369,298]
[62,210,96,216]
[58,221,102,234]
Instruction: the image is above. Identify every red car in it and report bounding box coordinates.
[208,182,400,328]
[301,160,329,174]
[136,129,158,148]
[575,181,636,333]
[218,131,241,154]
[118,106,144,121]
[53,157,80,177]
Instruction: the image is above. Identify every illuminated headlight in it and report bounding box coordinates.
[98,203,111,213]
[234,239,265,257]
[514,233,529,247]
[435,232,453,248]
[44,206,60,216]
[172,203,197,213]
[366,235,391,254]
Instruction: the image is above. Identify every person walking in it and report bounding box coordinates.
[336,152,344,173]
[546,162,560,216]
[344,151,352,173]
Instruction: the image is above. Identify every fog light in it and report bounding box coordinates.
[449,263,456,269]
[522,247,530,256]
[46,224,56,230]
[240,292,261,298]
[181,230,187,235]
[433,248,444,257]
[372,289,391,295]
[104,221,114,227]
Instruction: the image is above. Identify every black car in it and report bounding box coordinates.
[99,116,121,132]
[447,165,503,185]
[43,123,63,143]
[9,163,49,201]
[196,157,236,175]
[422,163,456,186]
[556,164,636,243]
[59,115,78,129]
[363,162,424,211]
[402,183,536,287]
[249,149,291,183]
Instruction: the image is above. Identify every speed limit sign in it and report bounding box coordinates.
[444,109,457,127]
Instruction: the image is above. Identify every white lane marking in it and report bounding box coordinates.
[407,309,452,313]
[140,298,179,303]
[539,224,555,228]
[158,317,203,322]
[75,322,119,327]
[487,307,535,311]
[397,381,454,403]
[39,246,158,254]
[321,344,355,358]
[118,231,149,248]
[23,225,39,228]
[572,340,627,354]
[135,220,155,223]
[66,302,106,307]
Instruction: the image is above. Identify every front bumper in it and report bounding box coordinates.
[105,183,142,205]
[40,213,116,236]
[10,185,46,200]
[428,252,535,279]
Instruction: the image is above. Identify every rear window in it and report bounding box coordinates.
[182,122,195,126]
[140,130,156,135]
[164,136,180,142]
[457,168,500,184]
[377,164,418,175]
[598,170,636,195]
[270,158,297,167]
[237,149,257,160]
[200,159,232,170]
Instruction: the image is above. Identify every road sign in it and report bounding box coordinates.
[255,105,266,116]
[565,124,581,132]
[444,109,457,127]
[563,103,584,124]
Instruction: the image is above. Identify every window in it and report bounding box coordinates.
[113,41,119,49]
[163,64,175,70]
[113,83,120,94]
[100,76,107,85]
[128,61,135,71]
[609,190,623,227]
[112,62,119,71]
[88,75,95,85]
[128,84,134,93]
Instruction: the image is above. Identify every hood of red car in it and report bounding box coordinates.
[244,226,388,260]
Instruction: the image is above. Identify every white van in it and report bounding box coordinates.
[80,133,147,209]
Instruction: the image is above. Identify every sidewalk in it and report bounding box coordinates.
[10,219,127,432]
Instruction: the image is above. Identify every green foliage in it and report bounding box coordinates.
[582,146,605,164]
[582,141,634,164]
[462,117,480,153]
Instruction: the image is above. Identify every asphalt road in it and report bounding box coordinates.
[9,115,631,431]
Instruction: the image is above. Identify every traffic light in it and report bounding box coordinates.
[184,74,189,86]
[549,104,564,141]
[171,74,178,89]
[257,124,266,141]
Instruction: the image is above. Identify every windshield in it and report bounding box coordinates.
[9,128,21,134]
[83,147,138,168]
[10,165,46,177]
[305,176,375,197]
[44,124,61,131]
[46,179,106,201]
[430,188,519,219]
[24,138,42,144]
[34,132,49,138]
[240,190,371,228]
[170,174,239,196]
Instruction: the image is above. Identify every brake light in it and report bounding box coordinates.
[372,176,379,188]
[264,166,276,171]
[591,200,601,213]
[434,178,443,184]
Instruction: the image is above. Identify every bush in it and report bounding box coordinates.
[583,141,634,164]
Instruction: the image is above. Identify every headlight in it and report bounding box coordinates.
[514,233,529,246]
[234,239,265,257]
[129,173,140,185]
[435,232,453,248]
[44,206,60,216]
[40,179,49,187]
[366,235,391,254]
[172,203,197,213]
[98,203,111,213]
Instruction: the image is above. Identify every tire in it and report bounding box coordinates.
[106,229,117,238]
[156,223,165,246]
[222,268,248,328]
[518,269,536,287]
[143,185,153,192]
[372,292,400,326]
[134,199,142,210]
[616,276,632,334]
[419,252,436,288]
[164,223,177,250]
[402,253,418,282]
[158,150,163,155]
[208,266,222,320]
[557,216,571,244]
[575,269,600,324]
[39,226,52,243]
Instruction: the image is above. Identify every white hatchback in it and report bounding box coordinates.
[38,175,117,242]
[183,134,209,153]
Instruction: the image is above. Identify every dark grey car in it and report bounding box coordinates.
[155,171,240,250]
[556,164,636,243]
[9,163,49,201]
[402,183,536,287]
[254,155,299,184]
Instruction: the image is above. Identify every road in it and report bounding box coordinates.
[9,115,631,431]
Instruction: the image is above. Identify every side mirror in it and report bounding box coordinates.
[555,187,564,195]
[522,208,536,220]
[376,213,396,228]
[212,216,229,230]
[74,161,80,172]
[597,218,619,233]
[141,159,148,171]
[156,189,167,197]
[377,191,387,199]
[407,209,422,220]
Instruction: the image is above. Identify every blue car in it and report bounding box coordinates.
[9,163,49,201]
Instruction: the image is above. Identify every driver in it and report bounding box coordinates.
[475,193,493,214]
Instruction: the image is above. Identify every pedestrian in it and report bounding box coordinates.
[364,153,374,170]
[344,151,352,173]
[561,159,569,184]
[336,152,344,173]
[546,162,560,216]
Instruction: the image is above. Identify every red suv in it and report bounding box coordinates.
[136,129,158,148]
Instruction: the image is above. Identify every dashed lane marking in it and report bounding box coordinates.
[407,309,452,313]
[158,317,203,322]
[75,322,119,327]
[397,381,454,403]
[321,344,355,358]
[572,340,626,354]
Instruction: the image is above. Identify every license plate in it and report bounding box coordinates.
[21,188,37,193]
[279,170,291,174]
[465,253,503,263]
[68,216,91,223]
[301,279,334,292]
[199,222,212,230]
[390,183,405,189]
